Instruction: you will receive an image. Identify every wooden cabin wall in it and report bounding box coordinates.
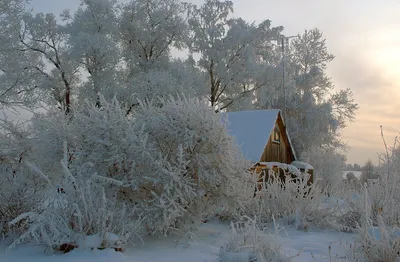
[260,136,286,163]
[259,117,295,164]
[277,117,295,164]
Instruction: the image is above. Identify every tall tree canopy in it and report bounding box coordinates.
[0,0,357,155]
[255,29,357,155]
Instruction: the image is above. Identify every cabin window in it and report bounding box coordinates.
[273,128,280,143]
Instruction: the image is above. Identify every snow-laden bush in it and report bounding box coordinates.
[8,145,142,250]
[331,184,365,233]
[339,136,400,262]
[330,137,400,234]
[9,94,252,249]
[218,217,291,262]
[246,168,342,230]
[359,137,400,227]
[337,205,363,233]
[67,95,252,235]
[0,120,46,236]
[130,95,254,232]
[362,176,400,227]
[27,109,71,181]
[301,146,346,196]
[355,213,400,262]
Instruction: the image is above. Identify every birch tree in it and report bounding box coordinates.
[64,0,121,107]
[287,29,357,153]
[188,0,282,111]
[0,0,43,108]
[256,29,357,154]
[119,0,189,74]
[17,12,80,114]
[118,0,199,109]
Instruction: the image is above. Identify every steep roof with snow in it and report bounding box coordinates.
[223,109,291,162]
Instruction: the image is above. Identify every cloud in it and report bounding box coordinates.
[325,21,400,164]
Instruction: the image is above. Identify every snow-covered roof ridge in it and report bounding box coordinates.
[223,109,296,162]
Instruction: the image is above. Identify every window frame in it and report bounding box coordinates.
[273,128,281,144]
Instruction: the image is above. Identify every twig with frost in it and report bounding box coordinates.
[24,161,53,187]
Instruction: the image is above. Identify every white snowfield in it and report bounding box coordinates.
[1,220,357,262]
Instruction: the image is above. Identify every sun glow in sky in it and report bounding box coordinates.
[342,25,400,157]
[30,0,400,165]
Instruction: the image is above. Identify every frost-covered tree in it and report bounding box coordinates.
[359,159,378,184]
[0,0,44,108]
[0,0,203,113]
[119,0,189,73]
[290,29,334,100]
[286,29,357,153]
[17,12,80,114]
[117,0,202,108]
[301,146,346,195]
[256,29,358,155]
[123,58,204,114]
[346,172,356,181]
[187,0,282,111]
[64,0,121,107]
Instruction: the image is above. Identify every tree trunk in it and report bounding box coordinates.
[209,59,217,108]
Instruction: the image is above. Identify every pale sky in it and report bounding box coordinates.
[30,0,400,165]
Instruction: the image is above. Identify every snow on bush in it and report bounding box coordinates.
[355,213,400,262]
[362,175,400,227]
[218,217,291,262]
[334,137,400,261]
[301,146,346,196]
[336,192,364,233]
[246,168,342,230]
[6,95,253,249]
[330,137,400,234]
[8,147,142,251]
[0,120,47,236]
[359,137,400,227]
[130,95,254,233]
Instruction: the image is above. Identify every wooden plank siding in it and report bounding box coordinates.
[259,113,295,164]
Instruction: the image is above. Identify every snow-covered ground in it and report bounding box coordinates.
[0,219,357,262]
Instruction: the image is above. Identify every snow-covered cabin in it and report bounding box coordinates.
[224,109,296,164]
[224,109,314,185]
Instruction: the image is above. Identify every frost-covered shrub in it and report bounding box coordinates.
[0,120,46,236]
[131,95,253,232]
[341,136,400,261]
[353,136,400,227]
[11,94,252,246]
[9,154,142,250]
[27,109,71,181]
[218,217,291,262]
[332,185,365,233]
[301,146,346,196]
[331,138,400,233]
[338,210,362,233]
[0,174,45,236]
[246,168,341,230]
[356,215,400,262]
[361,141,400,227]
